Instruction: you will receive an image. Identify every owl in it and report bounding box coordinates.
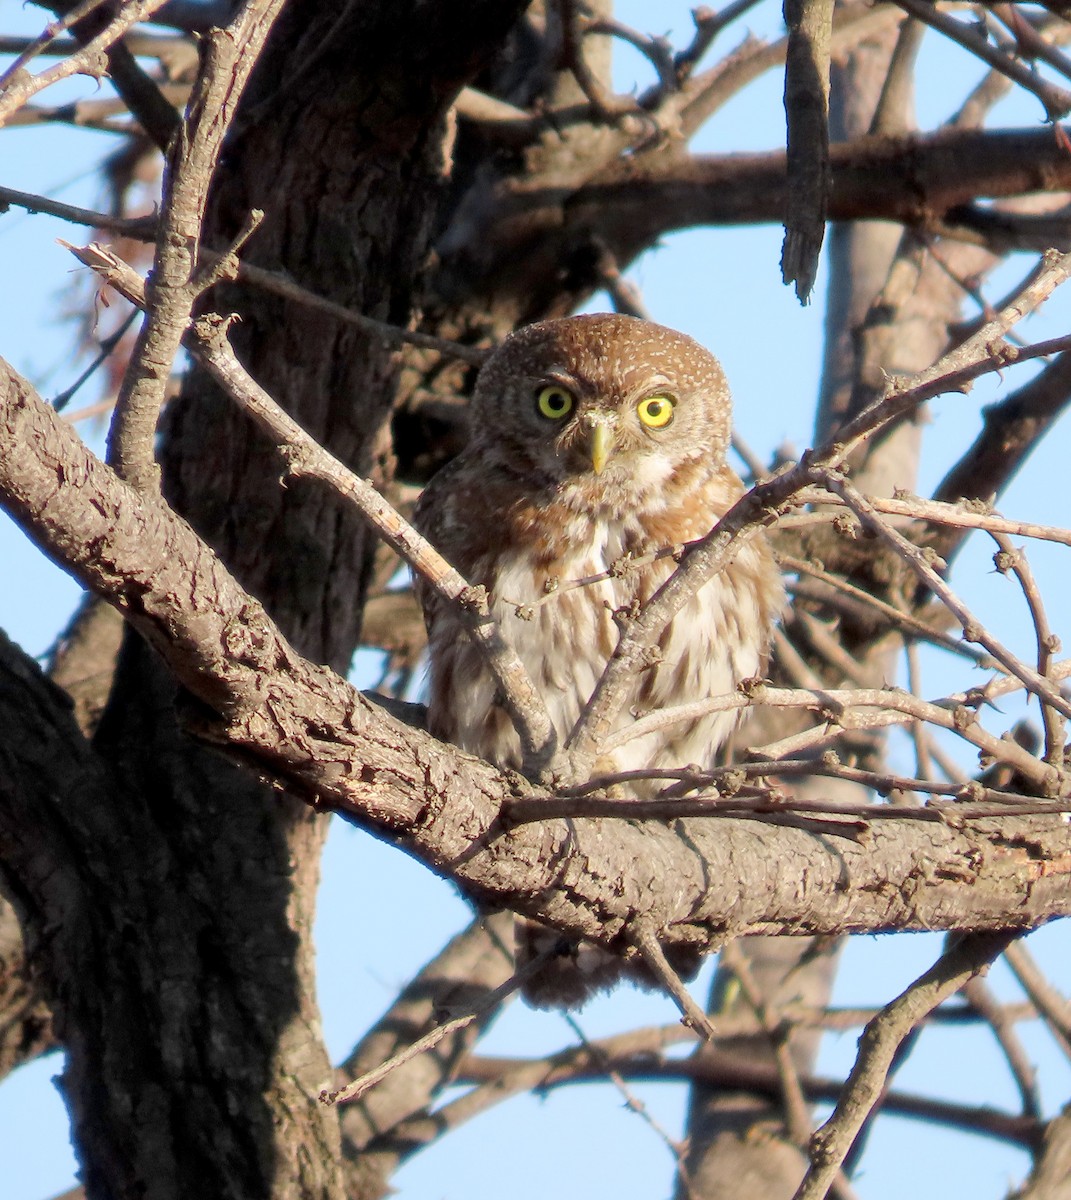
[413,313,782,1006]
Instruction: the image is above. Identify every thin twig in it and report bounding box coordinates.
[991,3,1071,86]
[990,533,1067,769]
[458,1039,1040,1145]
[788,486,1071,548]
[719,941,814,1147]
[1003,940,1071,1062]
[793,931,1018,1200]
[505,781,1071,828]
[904,641,932,789]
[961,975,1041,1120]
[7,181,486,363]
[0,0,110,84]
[825,472,1071,732]
[320,943,557,1106]
[594,671,1070,796]
[632,921,718,1039]
[0,0,171,127]
[782,555,993,665]
[894,0,1071,119]
[673,0,765,81]
[556,0,640,121]
[52,306,140,412]
[561,1013,700,1200]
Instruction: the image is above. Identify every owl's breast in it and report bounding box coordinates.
[422,467,781,782]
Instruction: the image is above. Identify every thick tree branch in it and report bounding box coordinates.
[2,360,1071,961]
[574,125,1071,238]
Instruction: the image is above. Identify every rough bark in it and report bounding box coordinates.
[3,4,1071,1198]
[0,3,528,1196]
[3,360,1069,952]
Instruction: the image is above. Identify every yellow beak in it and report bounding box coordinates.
[590,422,613,475]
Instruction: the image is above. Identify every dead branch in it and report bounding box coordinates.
[5,357,1071,951]
[794,931,1019,1200]
[0,0,170,126]
[563,248,1071,778]
[106,0,287,494]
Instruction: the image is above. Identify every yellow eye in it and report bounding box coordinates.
[536,385,575,420]
[637,396,675,428]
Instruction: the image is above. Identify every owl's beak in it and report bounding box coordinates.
[589,421,613,475]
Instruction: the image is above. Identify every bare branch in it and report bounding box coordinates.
[0,0,170,127]
[893,0,1071,119]
[989,534,1067,768]
[788,486,1071,549]
[793,931,1018,1200]
[106,0,287,493]
[64,240,554,768]
[824,472,1071,743]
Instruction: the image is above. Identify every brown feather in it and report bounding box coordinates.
[413,314,782,1006]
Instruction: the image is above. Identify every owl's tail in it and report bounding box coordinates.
[515,918,702,1008]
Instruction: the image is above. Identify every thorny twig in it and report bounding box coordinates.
[320,941,559,1106]
[793,932,1018,1200]
[64,241,556,771]
[596,668,1071,788]
[0,0,171,127]
[1003,940,1071,1062]
[561,1013,700,1200]
[990,533,1067,768]
[563,249,1071,781]
[990,3,1071,86]
[894,0,1071,119]
[0,0,109,84]
[782,557,994,665]
[788,487,1071,548]
[824,472,1071,733]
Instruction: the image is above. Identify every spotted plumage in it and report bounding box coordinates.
[414,313,782,1005]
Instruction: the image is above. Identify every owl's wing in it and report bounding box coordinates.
[409,453,473,632]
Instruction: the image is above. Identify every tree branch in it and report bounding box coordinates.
[793,931,1018,1200]
[2,359,1071,958]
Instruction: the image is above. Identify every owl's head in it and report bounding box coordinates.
[470,314,733,491]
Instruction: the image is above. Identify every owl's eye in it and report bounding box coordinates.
[536,385,575,420]
[637,395,675,428]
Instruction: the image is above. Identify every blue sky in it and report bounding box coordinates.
[2,3,1070,1198]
